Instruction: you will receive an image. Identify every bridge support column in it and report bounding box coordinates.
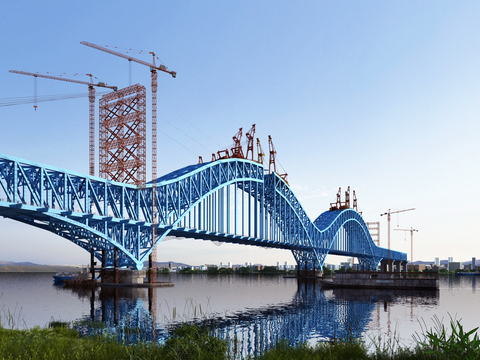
[148,253,154,284]
[380,260,388,272]
[401,261,408,273]
[396,260,402,272]
[114,248,118,284]
[90,248,96,280]
[387,259,394,272]
[101,249,106,283]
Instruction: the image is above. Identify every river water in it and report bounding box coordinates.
[0,273,478,356]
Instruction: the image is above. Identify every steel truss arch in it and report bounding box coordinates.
[0,153,406,270]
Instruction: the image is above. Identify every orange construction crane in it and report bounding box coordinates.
[230,128,244,158]
[380,208,415,266]
[245,124,256,160]
[268,135,277,173]
[9,70,117,177]
[395,227,418,265]
[81,41,176,286]
[268,135,288,184]
[330,187,342,211]
[256,138,265,164]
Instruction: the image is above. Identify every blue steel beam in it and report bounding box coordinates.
[0,153,406,269]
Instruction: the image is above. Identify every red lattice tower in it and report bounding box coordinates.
[99,84,146,185]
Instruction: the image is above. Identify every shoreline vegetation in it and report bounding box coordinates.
[0,317,478,359]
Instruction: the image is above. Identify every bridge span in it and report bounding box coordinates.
[0,153,406,270]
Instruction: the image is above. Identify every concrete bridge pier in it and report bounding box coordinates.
[392,260,399,272]
[90,248,96,280]
[114,247,118,283]
[297,260,320,277]
[101,250,106,283]
[401,261,408,273]
[380,259,388,272]
[148,253,154,283]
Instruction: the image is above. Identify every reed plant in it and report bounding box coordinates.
[0,297,25,330]
[413,314,480,360]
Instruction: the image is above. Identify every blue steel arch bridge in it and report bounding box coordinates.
[0,153,406,270]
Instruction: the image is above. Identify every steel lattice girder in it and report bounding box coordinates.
[0,153,406,270]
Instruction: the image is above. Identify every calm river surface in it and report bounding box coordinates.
[0,273,479,355]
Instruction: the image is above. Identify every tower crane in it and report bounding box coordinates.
[9,70,117,177]
[395,227,418,265]
[380,208,415,265]
[80,41,176,285]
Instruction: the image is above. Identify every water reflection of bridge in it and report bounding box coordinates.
[63,281,438,357]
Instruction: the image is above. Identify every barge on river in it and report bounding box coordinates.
[319,272,439,290]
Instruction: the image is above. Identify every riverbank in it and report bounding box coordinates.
[0,265,81,272]
[1,319,478,359]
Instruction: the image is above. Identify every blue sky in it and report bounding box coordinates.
[1,1,479,266]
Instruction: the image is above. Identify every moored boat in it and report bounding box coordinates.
[53,268,89,283]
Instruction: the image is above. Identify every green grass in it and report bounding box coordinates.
[0,323,227,360]
[0,318,479,359]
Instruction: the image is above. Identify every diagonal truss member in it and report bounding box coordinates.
[99,84,146,185]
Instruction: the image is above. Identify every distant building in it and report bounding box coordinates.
[473,258,476,269]
[407,264,426,272]
[435,257,440,266]
[448,257,453,263]
[448,262,461,272]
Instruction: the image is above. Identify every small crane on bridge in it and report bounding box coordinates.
[245,124,256,160]
[380,208,415,265]
[230,128,244,158]
[80,41,176,286]
[395,227,418,266]
[256,138,265,164]
[9,70,117,177]
[268,135,288,184]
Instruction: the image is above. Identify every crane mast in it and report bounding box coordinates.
[395,227,418,265]
[9,70,117,177]
[380,208,415,268]
[80,41,176,285]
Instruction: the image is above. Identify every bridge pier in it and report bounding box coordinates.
[392,260,398,272]
[401,261,408,273]
[90,248,96,280]
[114,248,118,284]
[101,250,106,283]
[148,253,154,283]
[380,260,388,272]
